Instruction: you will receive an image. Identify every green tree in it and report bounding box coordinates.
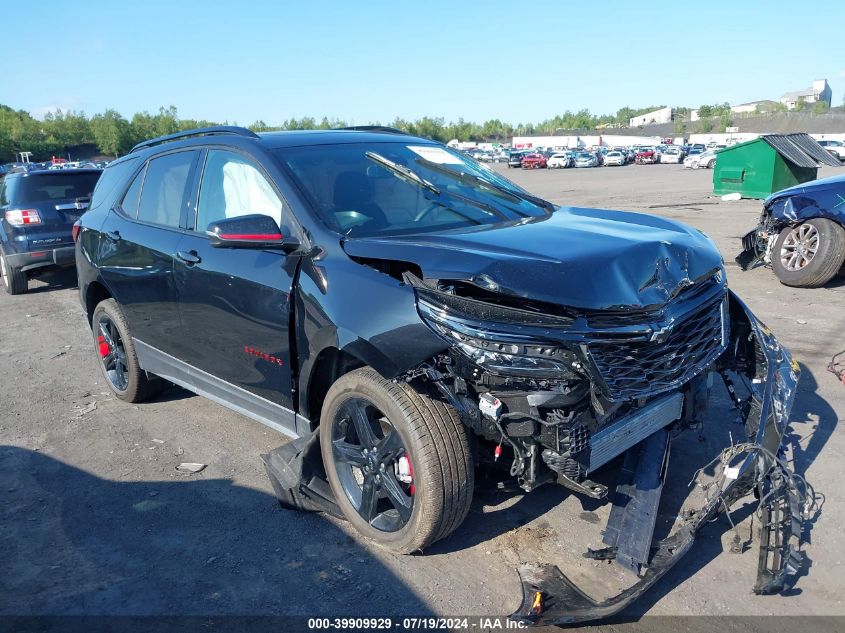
[90,110,131,156]
[695,119,714,133]
[794,97,806,112]
[154,106,179,136]
[812,100,830,114]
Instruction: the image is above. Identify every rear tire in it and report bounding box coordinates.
[0,250,28,295]
[91,298,164,402]
[320,367,473,553]
[772,219,845,288]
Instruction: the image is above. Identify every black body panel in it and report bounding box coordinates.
[173,232,299,409]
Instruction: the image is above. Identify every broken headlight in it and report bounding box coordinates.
[430,322,582,380]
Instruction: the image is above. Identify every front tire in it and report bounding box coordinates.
[0,250,28,295]
[320,367,473,553]
[772,219,845,288]
[91,299,164,402]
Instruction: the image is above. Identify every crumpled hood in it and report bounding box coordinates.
[766,171,845,204]
[342,206,723,311]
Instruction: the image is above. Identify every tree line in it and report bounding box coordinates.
[0,103,678,162]
[0,100,832,163]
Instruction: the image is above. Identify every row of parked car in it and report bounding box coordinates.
[484,143,725,170]
[0,160,109,176]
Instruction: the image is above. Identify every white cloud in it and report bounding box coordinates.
[30,105,70,119]
[839,69,845,78]
[29,97,86,120]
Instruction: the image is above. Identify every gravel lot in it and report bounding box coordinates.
[2,161,844,624]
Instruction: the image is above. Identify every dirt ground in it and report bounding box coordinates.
[2,161,844,626]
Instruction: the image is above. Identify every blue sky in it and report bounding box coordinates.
[2,0,842,124]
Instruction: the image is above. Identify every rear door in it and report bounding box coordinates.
[172,148,300,422]
[97,150,199,355]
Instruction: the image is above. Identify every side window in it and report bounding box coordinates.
[196,149,284,232]
[137,151,195,227]
[90,157,139,210]
[1,177,17,206]
[119,166,145,218]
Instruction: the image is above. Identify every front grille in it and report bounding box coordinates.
[587,294,727,401]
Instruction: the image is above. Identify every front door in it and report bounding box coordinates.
[172,149,299,426]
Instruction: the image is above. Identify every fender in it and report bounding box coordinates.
[294,253,449,420]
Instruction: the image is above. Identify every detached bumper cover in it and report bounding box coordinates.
[512,295,806,626]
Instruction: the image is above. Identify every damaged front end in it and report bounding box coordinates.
[401,272,812,625]
[736,173,845,271]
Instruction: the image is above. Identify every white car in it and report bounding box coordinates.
[660,147,684,164]
[603,151,625,166]
[547,153,571,168]
[684,149,717,169]
[817,140,845,162]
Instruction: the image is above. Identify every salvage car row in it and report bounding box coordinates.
[499,143,719,170]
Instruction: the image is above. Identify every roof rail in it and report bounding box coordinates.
[341,125,407,135]
[129,125,260,154]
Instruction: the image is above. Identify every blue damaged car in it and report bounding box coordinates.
[737,172,845,287]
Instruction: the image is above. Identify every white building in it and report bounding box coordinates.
[730,100,778,114]
[629,107,672,127]
[780,79,832,110]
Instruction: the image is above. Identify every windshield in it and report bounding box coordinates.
[275,142,551,237]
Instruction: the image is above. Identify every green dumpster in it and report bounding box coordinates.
[712,133,840,199]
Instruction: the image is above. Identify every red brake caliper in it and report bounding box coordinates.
[97,335,110,358]
[405,451,414,496]
[396,451,414,496]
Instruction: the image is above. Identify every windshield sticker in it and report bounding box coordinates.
[407,145,464,165]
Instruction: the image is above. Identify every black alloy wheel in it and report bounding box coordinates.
[96,313,129,392]
[91,298,163,403]
[330,397,414,532]
[320,367,473,553]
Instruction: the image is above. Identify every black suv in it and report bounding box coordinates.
[1,167,101,294]
[76,127,800,612]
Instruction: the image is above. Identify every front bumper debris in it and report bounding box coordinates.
[511,298,814,626]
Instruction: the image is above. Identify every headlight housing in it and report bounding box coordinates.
[424,315,583,380]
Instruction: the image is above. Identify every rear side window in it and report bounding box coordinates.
[90,158,139,210]
[5,172,102,204]
[120,167,145,218]
[137,151,195,227]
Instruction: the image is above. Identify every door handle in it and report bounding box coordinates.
[176,250,201,265]
[105,230,121,241]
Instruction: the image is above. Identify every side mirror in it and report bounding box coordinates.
[206,214,300,253]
